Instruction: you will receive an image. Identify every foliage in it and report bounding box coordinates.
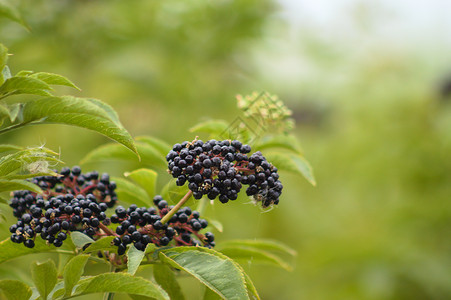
[0,3,307,300]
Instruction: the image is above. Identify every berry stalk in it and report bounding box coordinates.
[160,190,193,225]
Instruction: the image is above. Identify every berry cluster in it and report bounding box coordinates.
[111,195,214,255]
[9,166,114,248]
[166,139,282,207]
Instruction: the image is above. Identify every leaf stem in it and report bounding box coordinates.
[160,190,193,224]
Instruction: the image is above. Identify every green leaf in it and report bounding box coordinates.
[29,72,80,90]
[74,273,169,300]
[3,171,58,181]
[81,141,165,168]
[218,239,297,257]
[31,259,57,300]
[160,178,191,205]
[0,76,52,96]
[112,177,151,207]
[70,232,94,249]
[0,280,32,300]
[254,135,303,154]
[0,103,9,125]
[205,218,223,233]
[189,120,229,135]
[0,1,29,29]
[217,246,293,271]
[127,244,146,275]
[160,247,249,300]
[265,152,316,186]
[125,168,158,200]
[7,103,22,122]
[0,146,61,176]
[217,239,296,272]
[0,144,22,153]
[136,136,171,156]
[242,271,260,300]
[19,96,138,155]
[82,236,116,254]
[0,179,41,194]
[154,264,185,300]
[0,237,66,264]
[63,255,89,297]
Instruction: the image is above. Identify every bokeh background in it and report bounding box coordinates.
[1,0,451,299]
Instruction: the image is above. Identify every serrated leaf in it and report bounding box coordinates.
[81,141,165,168]
[154,264,185,300]
[29,72,80,90]
[254,135,303,154]
[0,280,32,300]
[112,177,151,207]
[242,271,260,300]
[63,255,89,297]
[0,237,66,264]
[189,120,230,135]
[127,244,147,275]
[18,96,138,155]
[0,144,22,152]
[0,179,41,193]
[31,259,57,300]
[82,236,116,254]
[70,232,94,249]
[0,146,61,177]
[265,152,316,186]
[74,273,169,300]
[0,1,29,29]
[136,136,171,156]
[160,247,249,300]
[125,168,158,200]
[0,76,52,96]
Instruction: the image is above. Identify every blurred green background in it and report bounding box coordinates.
[1,0,451,299]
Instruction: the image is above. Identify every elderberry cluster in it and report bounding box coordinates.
[111,195,215,255]
[166,139,283,207]
[9,166,115,248]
